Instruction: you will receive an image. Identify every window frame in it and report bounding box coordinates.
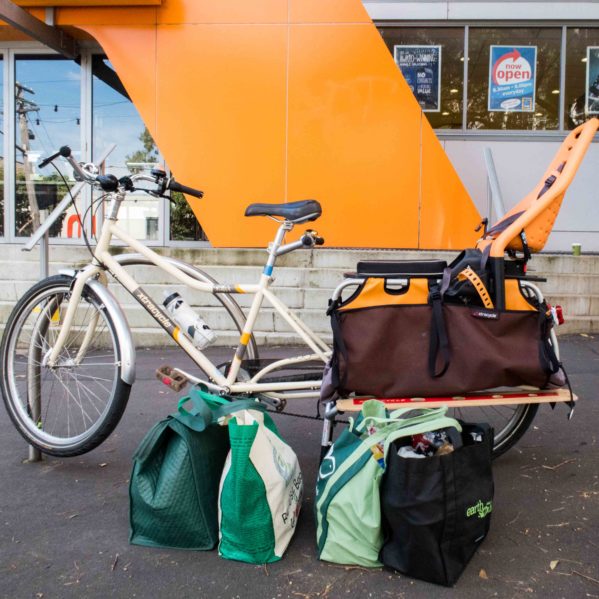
[374,20,599,141]
[0,43,211,248]
[0,43,89,245]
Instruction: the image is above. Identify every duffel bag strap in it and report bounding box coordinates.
[457,266,494,309]
[428,284,451,378]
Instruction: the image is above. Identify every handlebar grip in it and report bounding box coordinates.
[39,145,72,169]
[167,178,204,199]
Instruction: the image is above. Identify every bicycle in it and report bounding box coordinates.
[0,145,569,459]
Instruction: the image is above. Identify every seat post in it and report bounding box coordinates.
[264,220,293,276]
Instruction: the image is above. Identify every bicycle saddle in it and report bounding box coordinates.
[245,199,321,223]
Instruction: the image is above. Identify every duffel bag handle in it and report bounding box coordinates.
[174,386,265,432]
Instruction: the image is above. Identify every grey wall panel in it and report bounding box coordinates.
[445,139,599,252]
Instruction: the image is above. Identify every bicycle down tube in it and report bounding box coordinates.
[47,214,329,396]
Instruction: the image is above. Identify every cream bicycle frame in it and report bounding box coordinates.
[46,190,330,398]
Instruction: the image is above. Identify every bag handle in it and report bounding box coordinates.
[356,406,448,433]
[173,387,264,432]
[344,413,460,472]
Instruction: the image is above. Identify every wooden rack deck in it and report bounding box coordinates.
[336,388,576,412]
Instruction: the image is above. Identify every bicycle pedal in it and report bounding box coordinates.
[156,366,188,392]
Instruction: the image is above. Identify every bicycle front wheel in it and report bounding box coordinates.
[0,275,131,457]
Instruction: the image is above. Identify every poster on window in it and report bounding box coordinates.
[394,45,441,112]
[586,47,599,114]
[488,46,537,112]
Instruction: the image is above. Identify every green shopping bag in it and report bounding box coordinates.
[315,400,461,567]
[129,387,262,550]
[219,409,303,564]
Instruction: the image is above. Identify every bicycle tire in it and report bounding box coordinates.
[0,274,131,457]
[447,402,538,458]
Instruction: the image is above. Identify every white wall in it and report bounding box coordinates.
[444,139,599,252]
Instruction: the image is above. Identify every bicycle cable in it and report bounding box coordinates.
[50,161,96,261]
[83,192,109,242]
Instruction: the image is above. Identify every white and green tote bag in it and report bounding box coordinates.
[219,409,303,564]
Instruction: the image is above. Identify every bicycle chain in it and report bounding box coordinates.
[263,407,349,424]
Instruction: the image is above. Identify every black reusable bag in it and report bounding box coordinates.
[379,423,494,586]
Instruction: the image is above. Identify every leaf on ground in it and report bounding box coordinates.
[550,560,559,570]
[99,463,108,468]
[479,569,489,580]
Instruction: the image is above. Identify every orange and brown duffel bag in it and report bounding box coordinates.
[324,256,564,400]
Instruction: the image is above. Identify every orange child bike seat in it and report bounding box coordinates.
[477,118,599,258]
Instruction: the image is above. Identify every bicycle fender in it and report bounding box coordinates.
[59,269,136,386]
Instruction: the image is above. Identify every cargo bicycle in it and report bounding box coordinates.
[3,119,594,460]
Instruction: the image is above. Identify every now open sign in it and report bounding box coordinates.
[488,45,537,112]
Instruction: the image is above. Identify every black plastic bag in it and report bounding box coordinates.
[380,423,494,586]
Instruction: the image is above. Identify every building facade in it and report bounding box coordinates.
[0,1,598,251]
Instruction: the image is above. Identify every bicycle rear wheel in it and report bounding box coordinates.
[0,275,130,457]
[448,402,538,458]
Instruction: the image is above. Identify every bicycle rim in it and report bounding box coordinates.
[3,281,122,450]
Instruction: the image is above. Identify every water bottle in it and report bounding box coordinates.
[162,290,216,349]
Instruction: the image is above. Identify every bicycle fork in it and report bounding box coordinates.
[45,266,105,369]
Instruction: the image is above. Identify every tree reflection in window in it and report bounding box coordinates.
[378,27,464,130]
[14,55,81,237]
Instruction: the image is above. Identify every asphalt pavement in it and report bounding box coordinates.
[1,336,598,599]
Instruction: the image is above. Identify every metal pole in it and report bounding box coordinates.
[26,217,48,463]
[483,147,506,221]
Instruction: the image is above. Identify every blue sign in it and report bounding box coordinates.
[394,45,441,112]
[586,47,599,114]
[488,46,537,112]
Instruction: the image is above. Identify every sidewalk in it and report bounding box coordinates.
[1,336,598,598]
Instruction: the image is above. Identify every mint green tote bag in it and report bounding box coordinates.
[315,401,460,567]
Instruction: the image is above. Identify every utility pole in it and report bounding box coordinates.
[15,82,40,232]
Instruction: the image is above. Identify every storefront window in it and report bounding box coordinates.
[467,28,561,130]
[14,55,81,237]
[378,27,464,129]
[565,28,599,129]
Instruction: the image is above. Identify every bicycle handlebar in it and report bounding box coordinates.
[167,179,204,199]
[38,145,72,169]
[39,145,204,200]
